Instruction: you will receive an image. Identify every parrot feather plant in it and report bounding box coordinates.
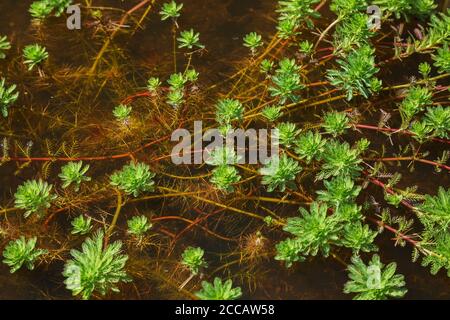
[0,0,450,301]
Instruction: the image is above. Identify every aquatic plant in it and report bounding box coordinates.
[276,122,300,147]
[168,73,187,90]
[276,0,321,28]
[260,155,302,192]
[166,89,184,107]
[421,233,450,277]
[261,105,283,122]
[317,141,362,180]
[71,215,93,235]
[178,29,204,50]
[294,131,326,163]
[327,45,381,100]
[206,147,241,191]
[277,19,300,39]
[147,77,161,93]
[316,175,361,208]
[355,138,370,154]
[110,162,156,197]
[341,222,378,253]
[335,203,363,222]
[14,180,57,218]
[2,0,450,301]
[0,36,11,59]
[282,202,341,258]
[418,187,450,233]
[275,238,303,267]
[210,165,241,192]
[424,106,450,138]
[373,0,411,19]
[29,1,53,19]
[410,121,433,143]
[333,13,374,54]
[412,0,438,17]
[0,78,19,117]
[29,0,72,19]
[205,146,240,166]
[195,277,242,300]
[243,32,263,55]
[432,43,450,73]
[2,237,47,273]
[63,231,130,300]
[419,62,432,79]
[127,215,152,240]
[417,9,450,51]
[113,104,132,122]
[277,199,375,267]
[48,0,72,16]
[322,111,350,137]
[185,69,199,82]
[384,192,404,208]
[159,1,183,21]
[344,254,407,300]
[215,98,244,126]
[260,59,274,74]
[330,0,367,16]
[181,247,207,275]
[269,58,304,103]
[398,86,433,129]
[374,0,436,19]
[59,161,91,191]
[23,44,48,71]
[298,40,313,56]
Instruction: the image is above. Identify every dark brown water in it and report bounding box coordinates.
[0,0,449,300]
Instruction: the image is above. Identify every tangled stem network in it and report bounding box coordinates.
[0,0,449,300]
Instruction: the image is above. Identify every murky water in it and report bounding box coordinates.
[0,0,449,299]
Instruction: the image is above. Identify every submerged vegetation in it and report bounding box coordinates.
[14,180,56,218]
[0,0,449,300]
[22,44,49,71]
[29,0,73,20]
[195,278,242,300]
[344,254,407,300]
[0,78,18,118]
[63,231,130,300]
[2,237,47,273]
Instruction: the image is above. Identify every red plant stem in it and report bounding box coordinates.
[415,158,450,171]
[355,124,450,145]
[319,53,334,60]
[316,46,334,52]
[158,227,176,238]
[367,217,419,246]
[315,0,328,11]
[363,175,424,249]
[363,171,415,210]
[170,207,231,247]
[371,157,450,171]
[2,134,171,162]
[121,91,152,104]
